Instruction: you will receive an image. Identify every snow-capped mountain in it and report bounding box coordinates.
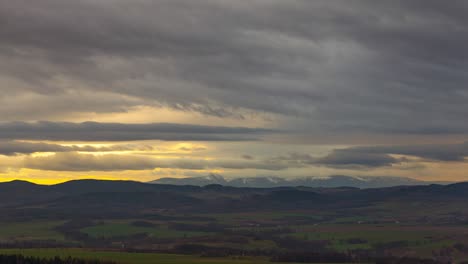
[154,174,227,186]
[149,174,441,188]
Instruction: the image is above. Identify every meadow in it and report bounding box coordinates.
[81,222,208,239]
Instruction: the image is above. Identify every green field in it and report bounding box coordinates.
[0,218,463,256]
[81,222,208,238]
[291,224,460,254]
[0,221,65,241]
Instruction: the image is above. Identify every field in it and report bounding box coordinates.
[2,180,468,263]
[1,214,468,261]
[0,221,65,241]
[292,224,460,252]
[81,222,209,239]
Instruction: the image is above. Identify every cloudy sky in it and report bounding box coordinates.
[1,0,468,184]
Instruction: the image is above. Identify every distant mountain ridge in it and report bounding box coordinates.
[150,175,446,188]
[0,178,466,219]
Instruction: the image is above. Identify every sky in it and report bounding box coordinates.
[1,0,468,184]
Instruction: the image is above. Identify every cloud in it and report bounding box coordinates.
[0,121,273,142]
[315,150,402,169]
[0,155,22,173]
[0,141,76,156]
[276,141,468,169]
[23,152,292,171]
[329,142,468,162]
[24,153,158,171]
[263,140,468,171]
[242,155,254,160]
[177,145,207,152]
[0,140,156,156]
[0,0,468,138]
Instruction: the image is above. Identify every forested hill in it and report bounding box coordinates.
[0,179,467,221]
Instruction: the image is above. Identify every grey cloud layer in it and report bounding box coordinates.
[1,1,468,136]
[14,141,468,172]
[0,140,154,156]
[23,152,292,171]
[0,122,271,142]
[315,151,402,169]
[276,142,468,169]
[326,143,468,164]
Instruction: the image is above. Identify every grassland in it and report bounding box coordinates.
[81,222,208,239]
[0,215,465,257]
[290,223,464,255]
[0,221,65,241]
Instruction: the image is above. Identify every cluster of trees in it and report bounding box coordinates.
[270,251,441,264]
[172,243,275,257]
[0,241,77,249]
[270,251,352,263]
[130,221,156,228]
[169,222,226,233]
[54,219,95,242]
[0,255,116,264]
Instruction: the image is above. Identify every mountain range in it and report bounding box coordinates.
[1,178,468,227]
[150,174,446,188]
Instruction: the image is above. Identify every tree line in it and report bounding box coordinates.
[0,254,116,264]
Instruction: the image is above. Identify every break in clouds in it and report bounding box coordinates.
[1,0,468,181]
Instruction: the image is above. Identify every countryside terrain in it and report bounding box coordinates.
[1,179,468,263]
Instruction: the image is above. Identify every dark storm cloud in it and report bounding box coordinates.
[0,121,273,142]
[1,1,468,136]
